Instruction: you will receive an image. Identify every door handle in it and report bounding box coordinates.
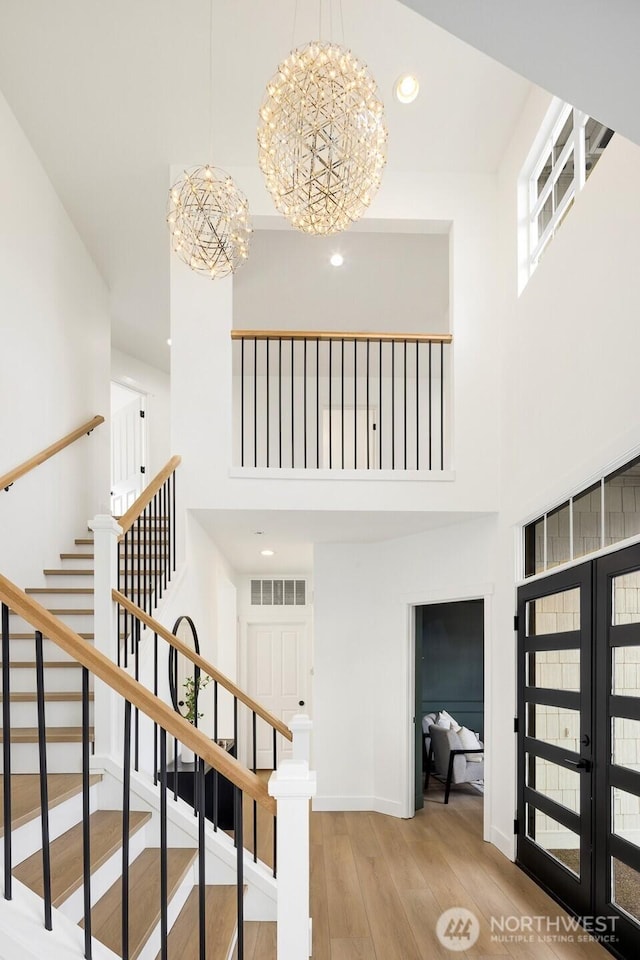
[565,758,591,772]
[298,700,305,706]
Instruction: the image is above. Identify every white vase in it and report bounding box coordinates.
[181,745,195,765]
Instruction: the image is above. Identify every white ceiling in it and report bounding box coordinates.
[193,507,489,574]
[0,0,531,373]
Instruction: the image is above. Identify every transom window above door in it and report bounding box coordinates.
[524,455,640,577]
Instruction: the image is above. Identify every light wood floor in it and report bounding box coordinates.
[245,781,611,960]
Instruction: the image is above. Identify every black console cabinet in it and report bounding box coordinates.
[164,739,236,830]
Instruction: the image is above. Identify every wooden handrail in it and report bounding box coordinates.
[231,330,452,344]
[0,415,105,492]
[118,455,182,538]
[0,574,274,813]
[113,590,293,743]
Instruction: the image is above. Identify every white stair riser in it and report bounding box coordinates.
[7,668,83,693]
[59,558,95,570]
[40,575,94,588]
[6,700,91,727]
[136,867,195,960]
[5,782,100,866]
[10,613,95,634]
[6,638,87,661]
[59,822,149,923]
[1,742,86,774]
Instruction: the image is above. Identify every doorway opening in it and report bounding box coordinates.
[110,381,147,516]
[414,599,485,814]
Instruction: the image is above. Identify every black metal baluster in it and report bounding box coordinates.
[429,341,433,470]
[254,337,258,468]
[153,632,158,785]
[266,338,270,468]
[134,618,140,771]
[341,338,345,469]
[416,341,419,471]
[329,339,332,469]
[252,712,257,863]
[2,603,12,900]
[173,726,178,803]
[316,339,320,468]
[235,787,244,960]
[123,531,129,668]
[233,696,238,753]
[213,681,219,831]
[158,483,164,601]
[379,340,383,469]
[354,339,357,469]
[392,340,395,469]
[272,729,277,876]
[366,339,370,469]
[198,756,206,960]
[136,516,141,621]
[278,338,282,468]
[117,533,122,669]
[291,338,295,468]
[304,338,307,468]
[160,729,168,960]
[82,667,92,958]
[241,336,245,467]
[172,470,177,574]
[440,341,445,470]
[404,339,407,470]
[122,701,131,960]
[35,630,52,930]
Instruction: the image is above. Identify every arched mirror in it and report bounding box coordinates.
[168,616,201,727]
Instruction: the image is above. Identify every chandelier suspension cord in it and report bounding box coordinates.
[291,0,299,49]
[340,0,345,44]
[208,0,214,159]
[329,0,333,41]
[318,0,322,40]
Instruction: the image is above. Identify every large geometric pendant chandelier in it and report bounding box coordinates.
[167,165,251,279]
[258,41,388,236]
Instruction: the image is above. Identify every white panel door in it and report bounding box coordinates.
[111,395,146,515]
[247,621,310,768]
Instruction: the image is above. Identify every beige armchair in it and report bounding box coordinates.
[426,725,484,803]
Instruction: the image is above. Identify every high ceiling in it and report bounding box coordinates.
[0,0,530,371]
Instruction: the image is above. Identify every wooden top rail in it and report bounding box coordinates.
[0,415,105,492]
[118,455,182,538]
[113,590,293,743]
[0,574,274,813]
[231,330,452,344]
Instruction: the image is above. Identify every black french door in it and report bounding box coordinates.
[518,544,640,959]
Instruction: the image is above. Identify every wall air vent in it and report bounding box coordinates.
[250,579,306,606]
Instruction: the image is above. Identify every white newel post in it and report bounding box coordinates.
[90,514,122,759]
[268,715,317,960]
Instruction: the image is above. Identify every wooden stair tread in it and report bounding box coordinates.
[0,726,94,743]
[36,608,94,615]
[26,588,93,595]
[75,539,94,545]
[85,847,196,959]
[15,809,150,907]
[156,885,238,960]
[1,660,82,668]
[0,773,101,836]
[43,569,94,576]
[0,691,94,702]
[60,553,94,560]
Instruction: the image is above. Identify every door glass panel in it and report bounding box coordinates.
[612,788,640,850]
[612,857,640,923]
[527,755,580,813]
[526,587,580,636]
[613,571,640,625]
[528,704,580,751]
[613,646,640,696]
[604,457,640,547]
[573,483,601,560]
[524,516,545,577]
[528,650,580,691]
[612,717,640,771]
[546,502,571,570]
[527,805,580,876]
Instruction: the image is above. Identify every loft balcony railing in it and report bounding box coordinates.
[232,330,452,473]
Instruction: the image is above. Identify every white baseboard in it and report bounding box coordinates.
[312,796,374,812]
[491,825,515,861]
[373,796,405,818]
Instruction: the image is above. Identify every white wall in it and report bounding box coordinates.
[0,88,110,587]
[111,348,171,479]
[313,515,497,819]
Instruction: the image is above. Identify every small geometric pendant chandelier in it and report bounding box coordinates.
[258,41,387,236]
[167,165,251,279]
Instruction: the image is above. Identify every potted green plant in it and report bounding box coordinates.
[179,672,211,763]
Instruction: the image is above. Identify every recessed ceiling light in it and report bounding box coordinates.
[166,338,172,346]
[330,252,344,267]
[260,549,275,557]
[395,74,419,104]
